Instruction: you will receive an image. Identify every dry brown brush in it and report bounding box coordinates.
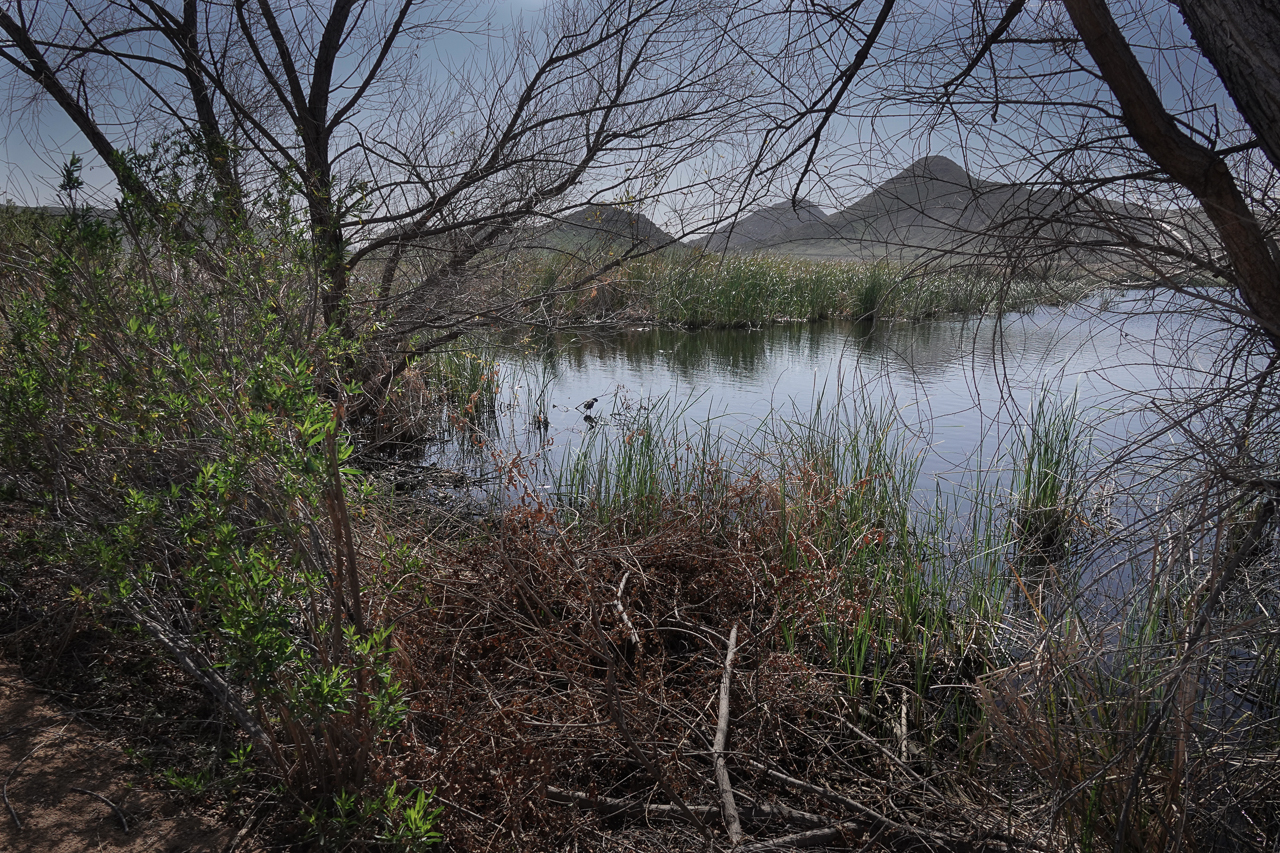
[382,503,1050,852]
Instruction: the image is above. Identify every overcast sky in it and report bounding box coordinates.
[0,0,1235,219]
[1,0,548,205]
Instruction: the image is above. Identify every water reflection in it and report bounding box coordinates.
[424,290,1226,500]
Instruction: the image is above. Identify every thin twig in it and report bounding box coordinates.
[1117,496,1276,844]
[740,756,951,844]
[714,623,743,846]
[69,787,128,832]
[2,773,19,831]
[547,786,719,821]
[736,821,855,852]
[829,699,943,799]
[614,570,640,646]
[546,786,826,829]
[3,739,54,833]
[0,722,42,741]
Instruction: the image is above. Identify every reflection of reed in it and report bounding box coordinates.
[547,309,1100,391]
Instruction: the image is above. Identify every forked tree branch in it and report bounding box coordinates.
[1062,0,1280,345]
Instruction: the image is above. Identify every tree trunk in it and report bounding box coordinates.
[1062,0,1280,346]
[1175,0,1280,174]
[313,203,351,335]
[176,0,245,224]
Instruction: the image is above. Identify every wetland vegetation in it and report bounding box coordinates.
[514,251,1102,328]
[2,0,1279,849]
[2,191,1277,852]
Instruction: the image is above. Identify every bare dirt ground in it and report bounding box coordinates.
[0,662,242,853]
[0,507,270,853]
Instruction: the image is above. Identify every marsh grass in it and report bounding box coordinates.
[523,251,1099,327]
[1008,391,1092,611]
[417,343,500,417]
[546,387,1280,849]
[555,390,1011,761]
[557,394,725,533]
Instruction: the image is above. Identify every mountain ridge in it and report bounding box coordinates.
[531,203,677,256]
[700,156,1187,264]
[693,198,829,252]
[759,156,1034,260]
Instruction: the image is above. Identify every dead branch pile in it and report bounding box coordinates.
[387,515,1052,851]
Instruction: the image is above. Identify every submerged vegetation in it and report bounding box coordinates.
[1,189,1278,853]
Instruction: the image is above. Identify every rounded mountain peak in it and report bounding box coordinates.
[898,155,972,185]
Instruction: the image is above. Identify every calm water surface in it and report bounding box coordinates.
[421,289,1236,502]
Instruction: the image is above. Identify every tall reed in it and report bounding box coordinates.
[1008,390,1092,609]
[555,389,981,755]
[417,342,500,417]
[523,250,1099,327]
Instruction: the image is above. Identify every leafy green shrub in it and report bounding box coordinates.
[0,160,437,846]
[304,782,442,852]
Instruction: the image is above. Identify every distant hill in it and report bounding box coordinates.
[1,203,118,223]
[749,156,1198,265]
[756,156,1028,260]
[693,199,828,252]
[531,204,677,257]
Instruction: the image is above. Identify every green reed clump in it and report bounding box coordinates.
[769,402,960,718]
[417,342,500,417]
[848,261,895,321]
[523,250,1098,327]
[555,395,731,533]
[1011,391,1091,579]
[644,254,895,325]
[881,268,1098,319]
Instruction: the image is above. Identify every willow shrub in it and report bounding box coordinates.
[0,178,439,848]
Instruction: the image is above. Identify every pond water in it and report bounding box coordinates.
[413,288,1235,508]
